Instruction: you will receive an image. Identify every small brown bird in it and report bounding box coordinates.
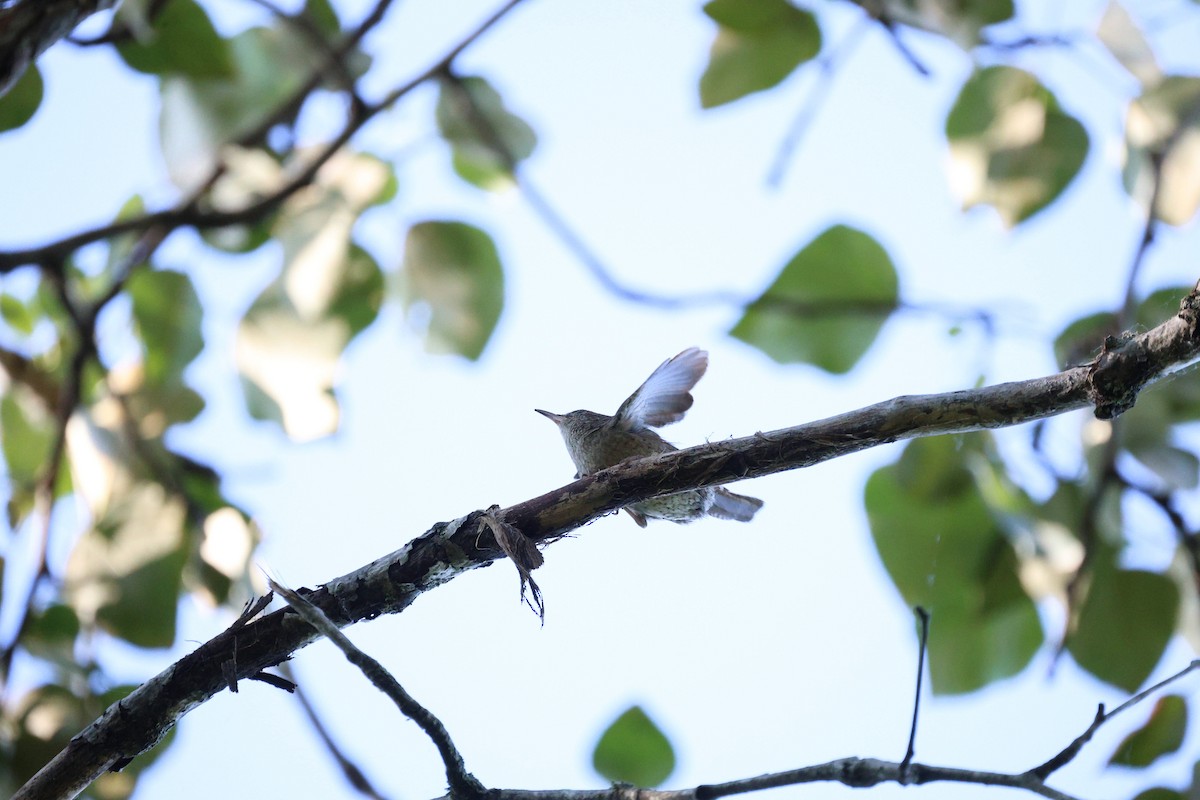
[536,347,763,527]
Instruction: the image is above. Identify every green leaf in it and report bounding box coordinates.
[699,0,820,108]
[0,291,37,335]
[65,482,189,648]
[730,224,898,373]
[1124,76,1200,225]
[128,269,204,385]
[304,0,341,38]
[235,150,389,441]
[237,245,383,441]
[946,66,1089,226]
[159,27,312,189]
[0,64,43,133]
[1133,789,1185,800]
[1,386,55,486]
[116,0,234,78]
[435,76,537,190]
[1110,695,1187,767]
[865,435,1043,694]
[593,706,676,787]
[22,604,80,666]
[402,221,505,361]
[1068,554,1178,692]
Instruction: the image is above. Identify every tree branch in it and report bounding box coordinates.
[14,281,1200,800]
[0,0,117,95]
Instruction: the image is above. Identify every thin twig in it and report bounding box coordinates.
[1028,659,1200,780]
[900,606,930,777]
[268,578,484,800]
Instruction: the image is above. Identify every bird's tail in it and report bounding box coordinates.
[709,488,764,522]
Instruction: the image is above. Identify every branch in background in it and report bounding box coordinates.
[270,580,484,800]
[14,281,1200,800]
[440,71,1000,331]
[767,18,869,188]
[0,0,523,274]
[278,662,391,800]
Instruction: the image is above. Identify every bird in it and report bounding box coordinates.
[536,347,763,527]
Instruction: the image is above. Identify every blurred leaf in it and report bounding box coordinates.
[304,0,341,37]
[128,269,203,386]
[22,604,80,666]
[730,224,898,373]
[699,0,820,108]
[1110,695,1187,767]
[10,685,89,791]
[238,245,383,441]
[159,26,314,189]
[1124,76,1200,225]
[66,481,188,648]
[402,220,505,360]
[592,706,676,787]
[235,150,389,441]
[202,147,284,252]
[0,291,37,334]
[0,64,43,133]
[436,75,537,190]
[1,385,55,487]
[1130,444,1199,490]
[1098,1,1161,86]
[116,0,234,79]
[1068,553,1178,692]
[1133,790,1184,800]
[865,435,1043,694]
[864,0,1013,48]
[102,196,150,281]
[1054,311,1117,367]
[946,66,1089,226]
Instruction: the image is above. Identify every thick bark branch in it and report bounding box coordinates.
[0,0,117,95]
[15,282,1200,800]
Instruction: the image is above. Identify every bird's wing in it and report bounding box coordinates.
[613,347,708,430]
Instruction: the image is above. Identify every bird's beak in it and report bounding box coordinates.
[535,409,561,424]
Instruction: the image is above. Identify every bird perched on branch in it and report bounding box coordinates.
[536,347,763,527]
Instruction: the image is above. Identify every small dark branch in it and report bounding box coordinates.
[767,18,868,188]
[279,663,389,800]
[269,579,485,800]
[900,607,930,778]
[1125,476,1200,588]
[1028,659,1200,780]
[247,671,296,692]
[876,19,930,76]
[979,32,1082,50]
[691,757,1081,800]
